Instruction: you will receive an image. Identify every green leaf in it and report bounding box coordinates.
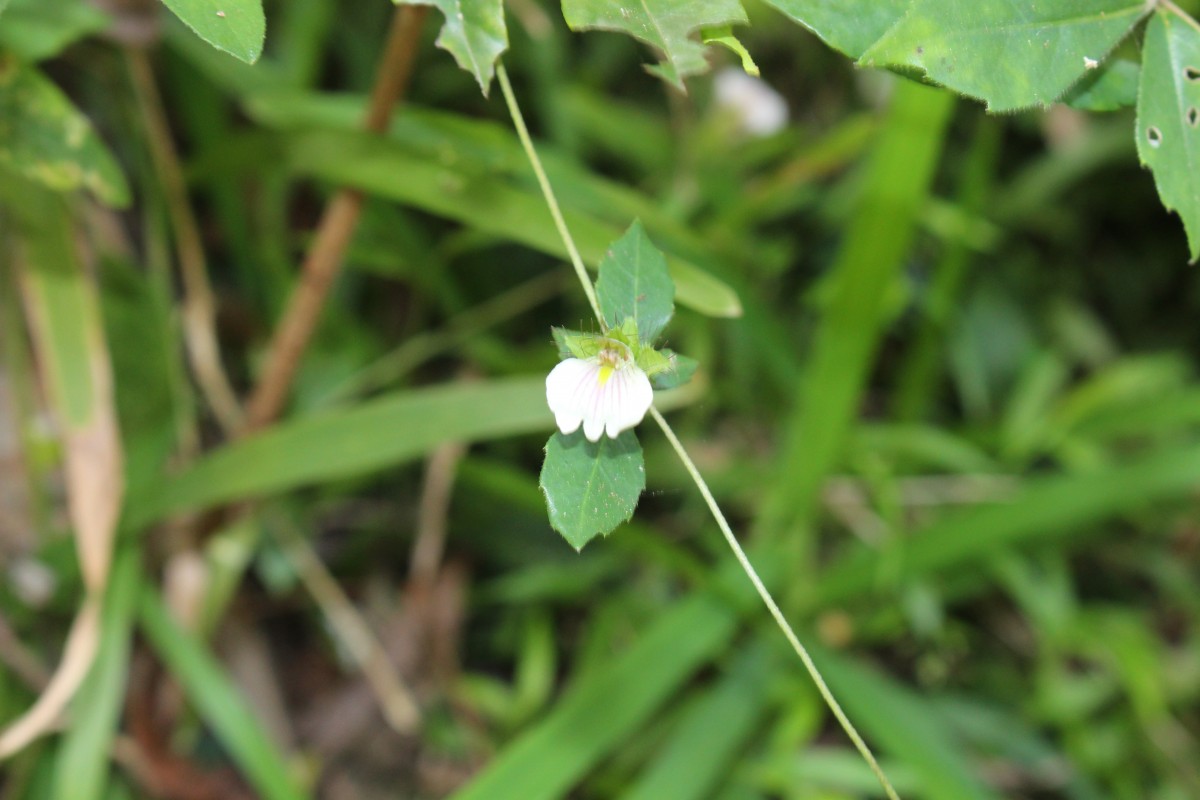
[0,60,129,206]
[860,0,1149,112]
[138,588,304,800]
[0,0,110,62]
[280,128,741,317]
[561,0,748,91]
[1064,55,1140,111]
[649,350,698,390]
[595,220,675,342]
[540,430,645,550]
[394,0,506,95]
[160,0,265,64]
[762,0,908,58]
[1136,10,1200,262]
[635,346,672,377]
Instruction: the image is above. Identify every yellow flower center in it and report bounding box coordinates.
[597,348,621,386]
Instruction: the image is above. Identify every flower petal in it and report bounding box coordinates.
[546,358,596,435]
[604,365,653,438]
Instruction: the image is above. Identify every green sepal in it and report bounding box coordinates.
[635,346,672,377]
[651,351,698,390]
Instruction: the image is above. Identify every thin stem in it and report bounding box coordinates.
[499,57,901,800]
[496,64,603,324]
[649,407,900,800]
[127,48,244,434]
[244,6,428,432]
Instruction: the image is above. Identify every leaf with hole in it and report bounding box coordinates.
[860,0,1150,112]
[1136,10,1200,262]
[561,0,748,91]
[595,220,675,342]
[540,430,645,551]
[160,0,265,64]
[394,0,506,94]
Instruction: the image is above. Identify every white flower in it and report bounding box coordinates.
[546,346,653,442]
[713,68,789,137]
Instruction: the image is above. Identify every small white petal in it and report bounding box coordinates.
[546,358,595,435]
[603,365,653,438]
[546,354,653,442]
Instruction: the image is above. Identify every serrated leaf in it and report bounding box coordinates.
[650,350,698,390]
[161,0,265,64]
[1064,56,1140,111]
[1137,10,1200,262]
[0,0,110,62]
[540,429,645,551]
[595,221,675,342]
[860,0,1149,112]
[762,0,908,58]
[394,0,506,95]
[562,0,748,91]
[0,60,129,206]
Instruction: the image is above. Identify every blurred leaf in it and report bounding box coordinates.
[138,588,304,800]
[561,0,748,90]
[540,430,645,550]
[283,128,741,317]
[701,25,759,75]
[625,642,773,800]
[761,80,954,541]
[1136,10,1200,262]
[451,593,740,800]
[596,220,675,341]
[1064,56,1140,111]
[160,0,265,64]
[0,0,109,61]
[12,181,122,593]
[394,0,506,94]
[762,0,907,58]
[0,60,129,206]
[52,550,139,800]
[810,645,1003,800]
[860,0,1149,112]
[649,350,697,390]
[132,378,551,525]
[817,441,1200,605]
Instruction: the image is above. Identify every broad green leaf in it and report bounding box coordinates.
[561,0,748,90]
[1064,56,1140,111]
[138,588,304,800]
[540,430,645,550]
[860,0,1149,112]
[160,0,265,64]
[394,0,506,95]
[0,0,109,61]
[0,60,129,206]
[762,0,908,58]
[595,220,675,341]
[1136,10,1200,262]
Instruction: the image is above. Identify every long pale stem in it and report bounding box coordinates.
[497,60,900,800]
[496,65,603,323]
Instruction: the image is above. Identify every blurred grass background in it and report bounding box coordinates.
[2,0,1200,798]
